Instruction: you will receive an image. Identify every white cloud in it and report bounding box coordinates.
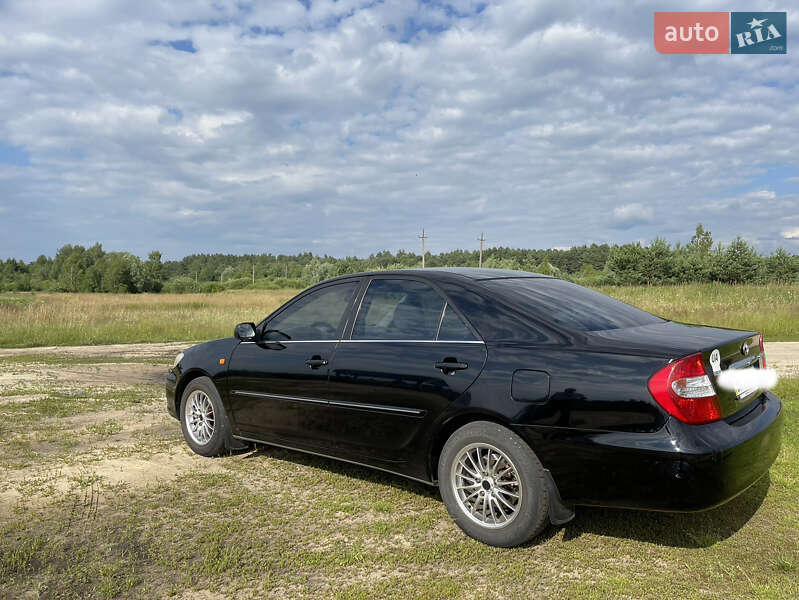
[746,190,777,200]
[783,228,799,240]
[612,203,654,229]
[0,0,797,260]
[164,111,252,142]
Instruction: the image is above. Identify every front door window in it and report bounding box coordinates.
[264,282,359,341]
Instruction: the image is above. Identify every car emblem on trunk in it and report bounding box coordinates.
[741,342,750,356]
[709,349,721,375]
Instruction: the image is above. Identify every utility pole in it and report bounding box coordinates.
[478,232,486,268]
[252,263,255,285]
[418,229,428,268]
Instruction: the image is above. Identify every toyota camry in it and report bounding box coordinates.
[166,268,782,547]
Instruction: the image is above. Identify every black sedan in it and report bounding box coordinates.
[166,268,782,547]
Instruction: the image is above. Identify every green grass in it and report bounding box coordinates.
[0,361,797,599]
[0,290,299,348]
[0,283,797,348]
[598,283,799,341]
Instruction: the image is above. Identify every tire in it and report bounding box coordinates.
[180,376,235,457]
[438,421,550,547]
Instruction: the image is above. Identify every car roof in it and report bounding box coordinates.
[323,267,553,283]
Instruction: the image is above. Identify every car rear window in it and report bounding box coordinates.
[482,278,665,332]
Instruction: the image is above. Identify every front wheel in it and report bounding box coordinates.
[180,376,232,456]
[438,421,550,547]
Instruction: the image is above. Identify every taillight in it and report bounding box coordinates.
[759,334,766,368]
[648,353,721,425]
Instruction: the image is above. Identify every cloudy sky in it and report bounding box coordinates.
[0,0,797,261]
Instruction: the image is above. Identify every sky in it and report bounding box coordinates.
[0,0,797,262]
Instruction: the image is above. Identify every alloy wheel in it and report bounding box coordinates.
[450,442,522,528]
[186,390,215,445]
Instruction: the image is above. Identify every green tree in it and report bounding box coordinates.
[302,258,339,284]
[535,257,561,277]
[604,243,646,285]
[688,224,713,256]
[713,237,763,283]
[135,250,165,292]
[574,263,603,285]
[765,248,797,283]
[482,256,522,271]
[639,238,675,285]
[102,253,139,293]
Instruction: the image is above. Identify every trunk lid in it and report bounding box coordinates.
[585,321,763,418]
[701,331,764,418]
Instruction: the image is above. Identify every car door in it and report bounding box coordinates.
[323,277,487,463]
[227,279,361,443]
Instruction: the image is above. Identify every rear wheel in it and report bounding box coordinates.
[438,421,549,547]
[180,376,233,457]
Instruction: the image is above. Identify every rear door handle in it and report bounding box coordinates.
[305,356,328,369]
[435,360,468,373]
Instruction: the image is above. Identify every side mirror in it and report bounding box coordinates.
[234,322,256,341]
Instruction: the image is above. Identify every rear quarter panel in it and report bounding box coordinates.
[450,343,670,500]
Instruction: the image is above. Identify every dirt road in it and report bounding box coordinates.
[0,341,795,510]
[1,342,796,598]
[1,340,796,377]
[761,342,799,377]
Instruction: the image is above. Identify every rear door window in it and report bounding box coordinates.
[437,304,477,341]
[352,279,445,340]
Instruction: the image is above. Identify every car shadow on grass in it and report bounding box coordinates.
[240,443,441,499]
[237,443,770,549]
[556,472,771,548]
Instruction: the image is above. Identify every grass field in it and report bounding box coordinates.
[0,349,796,599]
[602,284,799,342]
[0,283,797,348]
[0,290,300,348]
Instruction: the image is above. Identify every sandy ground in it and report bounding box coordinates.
[762,342,799,377]
[0,341,796,513]
[0,342,215,512]
[0,341,196,360]
[0,342,799,368]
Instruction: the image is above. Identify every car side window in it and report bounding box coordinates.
[437,304,477,341]
[352,279,445,340]
[264,281,359,341]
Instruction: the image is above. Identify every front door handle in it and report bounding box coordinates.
[305,356,328,369]
[435,359,468,374]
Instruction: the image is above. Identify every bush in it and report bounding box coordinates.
[162,276,198,294]
[222,277,251,290]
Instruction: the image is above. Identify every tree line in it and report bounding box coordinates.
[0,225,796,293]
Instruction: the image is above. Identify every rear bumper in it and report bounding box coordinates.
[516,391,783,511]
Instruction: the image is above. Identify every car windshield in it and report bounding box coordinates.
[482,278,665,332]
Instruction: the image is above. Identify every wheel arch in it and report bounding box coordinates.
[428,410,575,526]
[428,410,513,484]
[174,368,214,418]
